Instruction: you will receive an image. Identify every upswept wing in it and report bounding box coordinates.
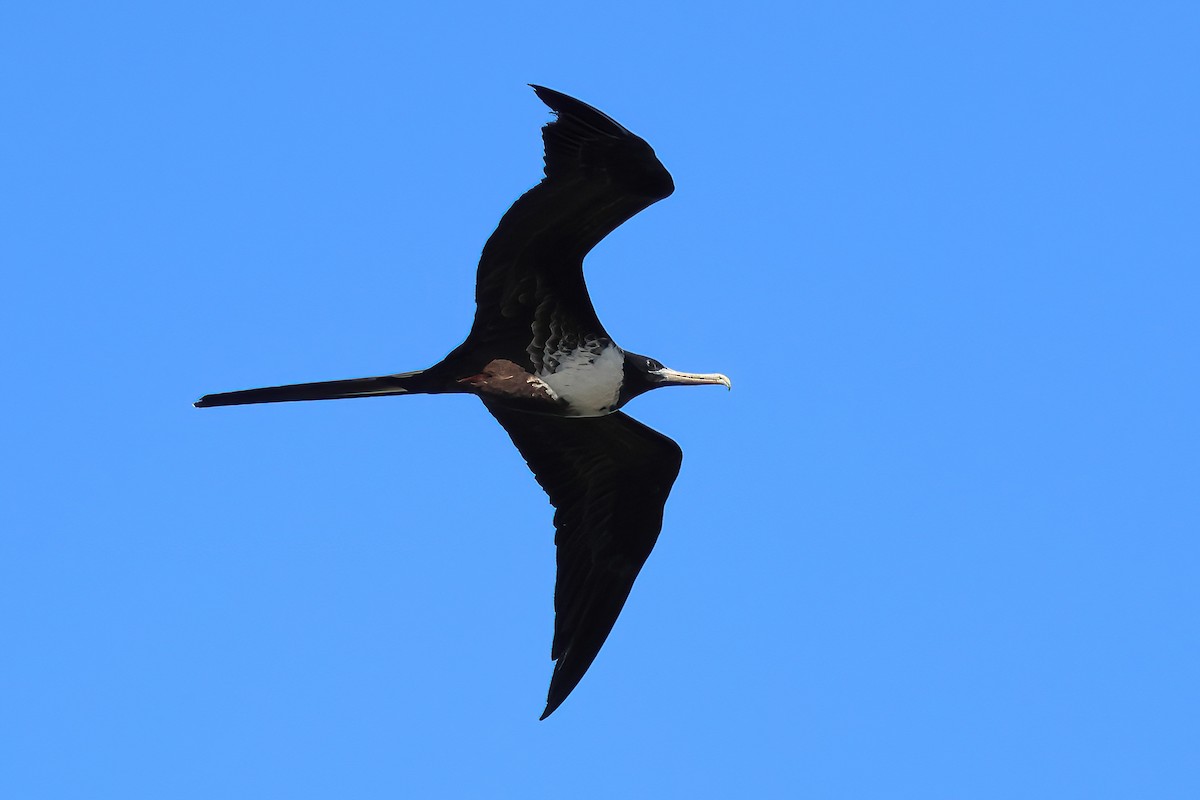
[468,86,675,357]
[485,404,683,719]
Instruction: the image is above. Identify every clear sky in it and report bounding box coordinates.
[3,2,1197,797]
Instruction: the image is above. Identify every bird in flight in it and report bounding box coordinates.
[195,85,730,718]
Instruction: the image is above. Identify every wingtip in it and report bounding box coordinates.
[539,694,565,720]
[527,85,632,138]
[528,84,564,110]
[539,659,585,720]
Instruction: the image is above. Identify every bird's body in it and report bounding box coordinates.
[196,86,729,718]
[529,338,626,416]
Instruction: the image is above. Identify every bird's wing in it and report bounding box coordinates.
[485,404,683,719]
[468,86,675,358]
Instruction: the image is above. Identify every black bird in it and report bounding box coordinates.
[195,86,730,718]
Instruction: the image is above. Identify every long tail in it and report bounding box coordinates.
[194,369,445,408]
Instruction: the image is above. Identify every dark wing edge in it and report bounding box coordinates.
[528,85,639,183]
[484,405,684,719]
[468,87,675,347]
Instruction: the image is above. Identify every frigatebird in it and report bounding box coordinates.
[195,86,730,718]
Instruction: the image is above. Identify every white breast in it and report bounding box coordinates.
[538,342,624,417]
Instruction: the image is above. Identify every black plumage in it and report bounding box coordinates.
[196,86,729,718]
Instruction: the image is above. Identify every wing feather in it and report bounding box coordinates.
[467,87,674,355]
[485,404,683,718]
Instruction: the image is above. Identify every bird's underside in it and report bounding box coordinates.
[195,85,729,718]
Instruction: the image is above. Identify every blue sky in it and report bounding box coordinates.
[3,2,1197,797]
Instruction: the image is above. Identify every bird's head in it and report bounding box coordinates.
[618,351,731,406]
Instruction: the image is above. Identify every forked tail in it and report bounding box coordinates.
[194,369,445,408]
